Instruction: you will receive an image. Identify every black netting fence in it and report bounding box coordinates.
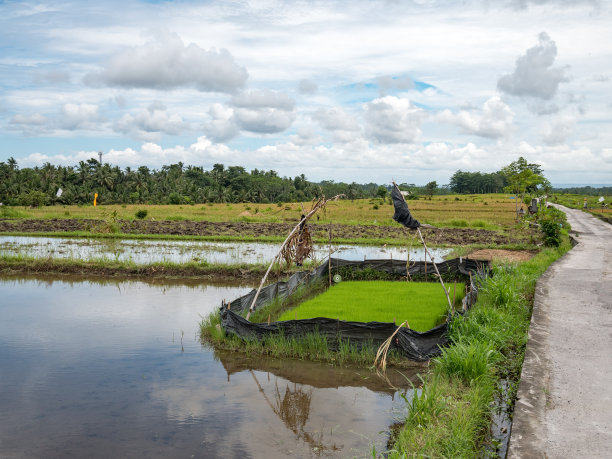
[219,257,489,361]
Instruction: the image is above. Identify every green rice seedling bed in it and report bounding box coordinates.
[277,281,465,332]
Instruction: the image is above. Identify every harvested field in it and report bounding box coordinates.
[468,249,535,263]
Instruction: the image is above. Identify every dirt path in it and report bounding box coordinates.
[508,205,612,458]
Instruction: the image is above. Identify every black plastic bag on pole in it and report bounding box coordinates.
[391,185,420,229]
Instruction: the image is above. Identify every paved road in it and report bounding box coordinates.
[508,206,612,458]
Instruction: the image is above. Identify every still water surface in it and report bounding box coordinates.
[0,235,450,265]
[0,275,418,458]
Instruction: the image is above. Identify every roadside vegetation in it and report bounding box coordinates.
[553,193,611,224]
[387,234,571,458]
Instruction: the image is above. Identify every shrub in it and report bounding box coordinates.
[135,209,148,219]
[538,206,567,247]
[168,192,182,204]
[19,190,48,207]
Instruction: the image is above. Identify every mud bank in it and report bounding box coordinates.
[0,217,538,246]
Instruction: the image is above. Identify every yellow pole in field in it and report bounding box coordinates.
[94,193,98,207]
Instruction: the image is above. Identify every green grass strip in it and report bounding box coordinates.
[387,235,571,458]
[277,281,465,332]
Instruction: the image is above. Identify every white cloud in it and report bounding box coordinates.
[364,96,425,144]
[497,32,569,100]
[231,89,295,110]
[8,113,49,135]
[312,107,360,142]
[113,101,189,141]
[230,89,296,134]
[9,113,47,125]
[84,31,248,94]
[3,0,612,185]
[438,96,515,139]
[298,79,318,95]
[202,103,239,142]
[7,103,102,134]
[287,125,322,146]
[58,103,102,130]
[540,114,575,145]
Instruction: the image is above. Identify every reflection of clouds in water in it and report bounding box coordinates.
[1,276,409,458]
[1,279,249,350]
[149,368,404,458]
[0,236,450,265]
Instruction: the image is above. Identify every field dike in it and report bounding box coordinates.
[201,257,487,364]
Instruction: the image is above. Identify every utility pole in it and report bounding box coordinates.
[98,151,103,164]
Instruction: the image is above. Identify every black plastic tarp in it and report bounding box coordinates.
[391,185,420,228]
[220,307,448,361]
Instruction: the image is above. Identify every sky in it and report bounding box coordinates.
[1,0,611,186]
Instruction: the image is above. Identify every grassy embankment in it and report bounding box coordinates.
[386,235,571,458]
[0,253,281,281]
[277,281,465,332]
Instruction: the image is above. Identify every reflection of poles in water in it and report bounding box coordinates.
[248,370,341,454]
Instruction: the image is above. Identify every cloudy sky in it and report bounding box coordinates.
[1,0,611,185]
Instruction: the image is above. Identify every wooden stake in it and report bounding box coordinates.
[328,223,332,287]
[417,227,453,314]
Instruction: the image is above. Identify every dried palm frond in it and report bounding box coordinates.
[374,321,408,371]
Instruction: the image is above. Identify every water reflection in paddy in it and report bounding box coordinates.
[0,235,451,265]
[0,275,419,458]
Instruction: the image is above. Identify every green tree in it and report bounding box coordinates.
[501,157,546,220]
[424,181,437,200]
[376,185,388,200]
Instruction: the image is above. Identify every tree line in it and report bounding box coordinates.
[0,158,384,206]
[2,155,597,208]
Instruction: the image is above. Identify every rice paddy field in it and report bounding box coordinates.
[2,194,519,229]
[277,281,465,332]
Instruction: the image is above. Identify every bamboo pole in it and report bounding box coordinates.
[246,194,343,320]
[417,227,453,314]
[391,181,453,314]
[328,223,332,287]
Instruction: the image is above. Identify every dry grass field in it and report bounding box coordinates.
[5,194,520,230]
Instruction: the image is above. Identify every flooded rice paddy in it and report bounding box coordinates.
[0,235,451,265]
[0,275,419,458]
